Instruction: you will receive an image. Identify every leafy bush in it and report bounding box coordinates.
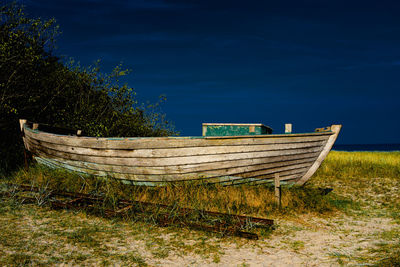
[0,3,175,174]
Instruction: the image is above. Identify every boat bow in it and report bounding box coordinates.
[296,124,342,185]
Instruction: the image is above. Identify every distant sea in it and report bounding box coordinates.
[333,144,400,152]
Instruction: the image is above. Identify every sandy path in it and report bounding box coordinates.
[142,215,397,266]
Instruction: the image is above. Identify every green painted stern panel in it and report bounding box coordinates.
[202,123,273,136]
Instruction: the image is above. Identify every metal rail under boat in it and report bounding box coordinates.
[19,119,342,186]
[2,184,274,240]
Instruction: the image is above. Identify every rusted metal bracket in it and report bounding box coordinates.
[315,126,331,132]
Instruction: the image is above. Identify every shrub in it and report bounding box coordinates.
[0,2,175,174]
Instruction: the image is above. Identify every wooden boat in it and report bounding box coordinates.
[19,120,341,186]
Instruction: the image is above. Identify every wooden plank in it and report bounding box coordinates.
[204,132,331,139]
[35,154,317,181]
[220,163,311,181]
[23,124,332,150]
[184,167,309,186]
[25,136,327,158]
[65,167,306,186]
[189,163,314,184]
[34,150,322,175]
[27,141,324,167]
[35,154,313,182]
[209,167,307,186]
[26,127,331,149]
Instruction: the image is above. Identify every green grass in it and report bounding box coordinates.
[312,151,400,212]
[315,151,400,179]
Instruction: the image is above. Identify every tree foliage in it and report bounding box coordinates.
[0,3,175,174]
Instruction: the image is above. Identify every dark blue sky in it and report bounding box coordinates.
[19,0,400,144]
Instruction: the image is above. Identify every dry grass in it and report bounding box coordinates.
[6,163,347,218]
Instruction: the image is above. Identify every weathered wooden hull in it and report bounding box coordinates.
[20,121,341,186]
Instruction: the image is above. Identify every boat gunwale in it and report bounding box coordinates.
[23,123,334,140]
[24,136,327,159]
[25,129,331,151]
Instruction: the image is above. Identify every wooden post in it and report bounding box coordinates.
[202,125,207,136]
[19,119,27,132]
[285,123,292,134]
[23,149,30,170]
[274,173,281,208]
[19,119,30,170]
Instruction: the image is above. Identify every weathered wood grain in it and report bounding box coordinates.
[35,155,312,183]
[24,125,332,149]
[274,173,281,207]
[25,137,326,158]
[26,140,324,167]
[34,154,317,181]
[216,170,306,186]
[20,120,341,185]
[297,124,342,185]
[32,150,321,175]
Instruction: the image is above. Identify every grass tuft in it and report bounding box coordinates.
[4,164,348,222]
